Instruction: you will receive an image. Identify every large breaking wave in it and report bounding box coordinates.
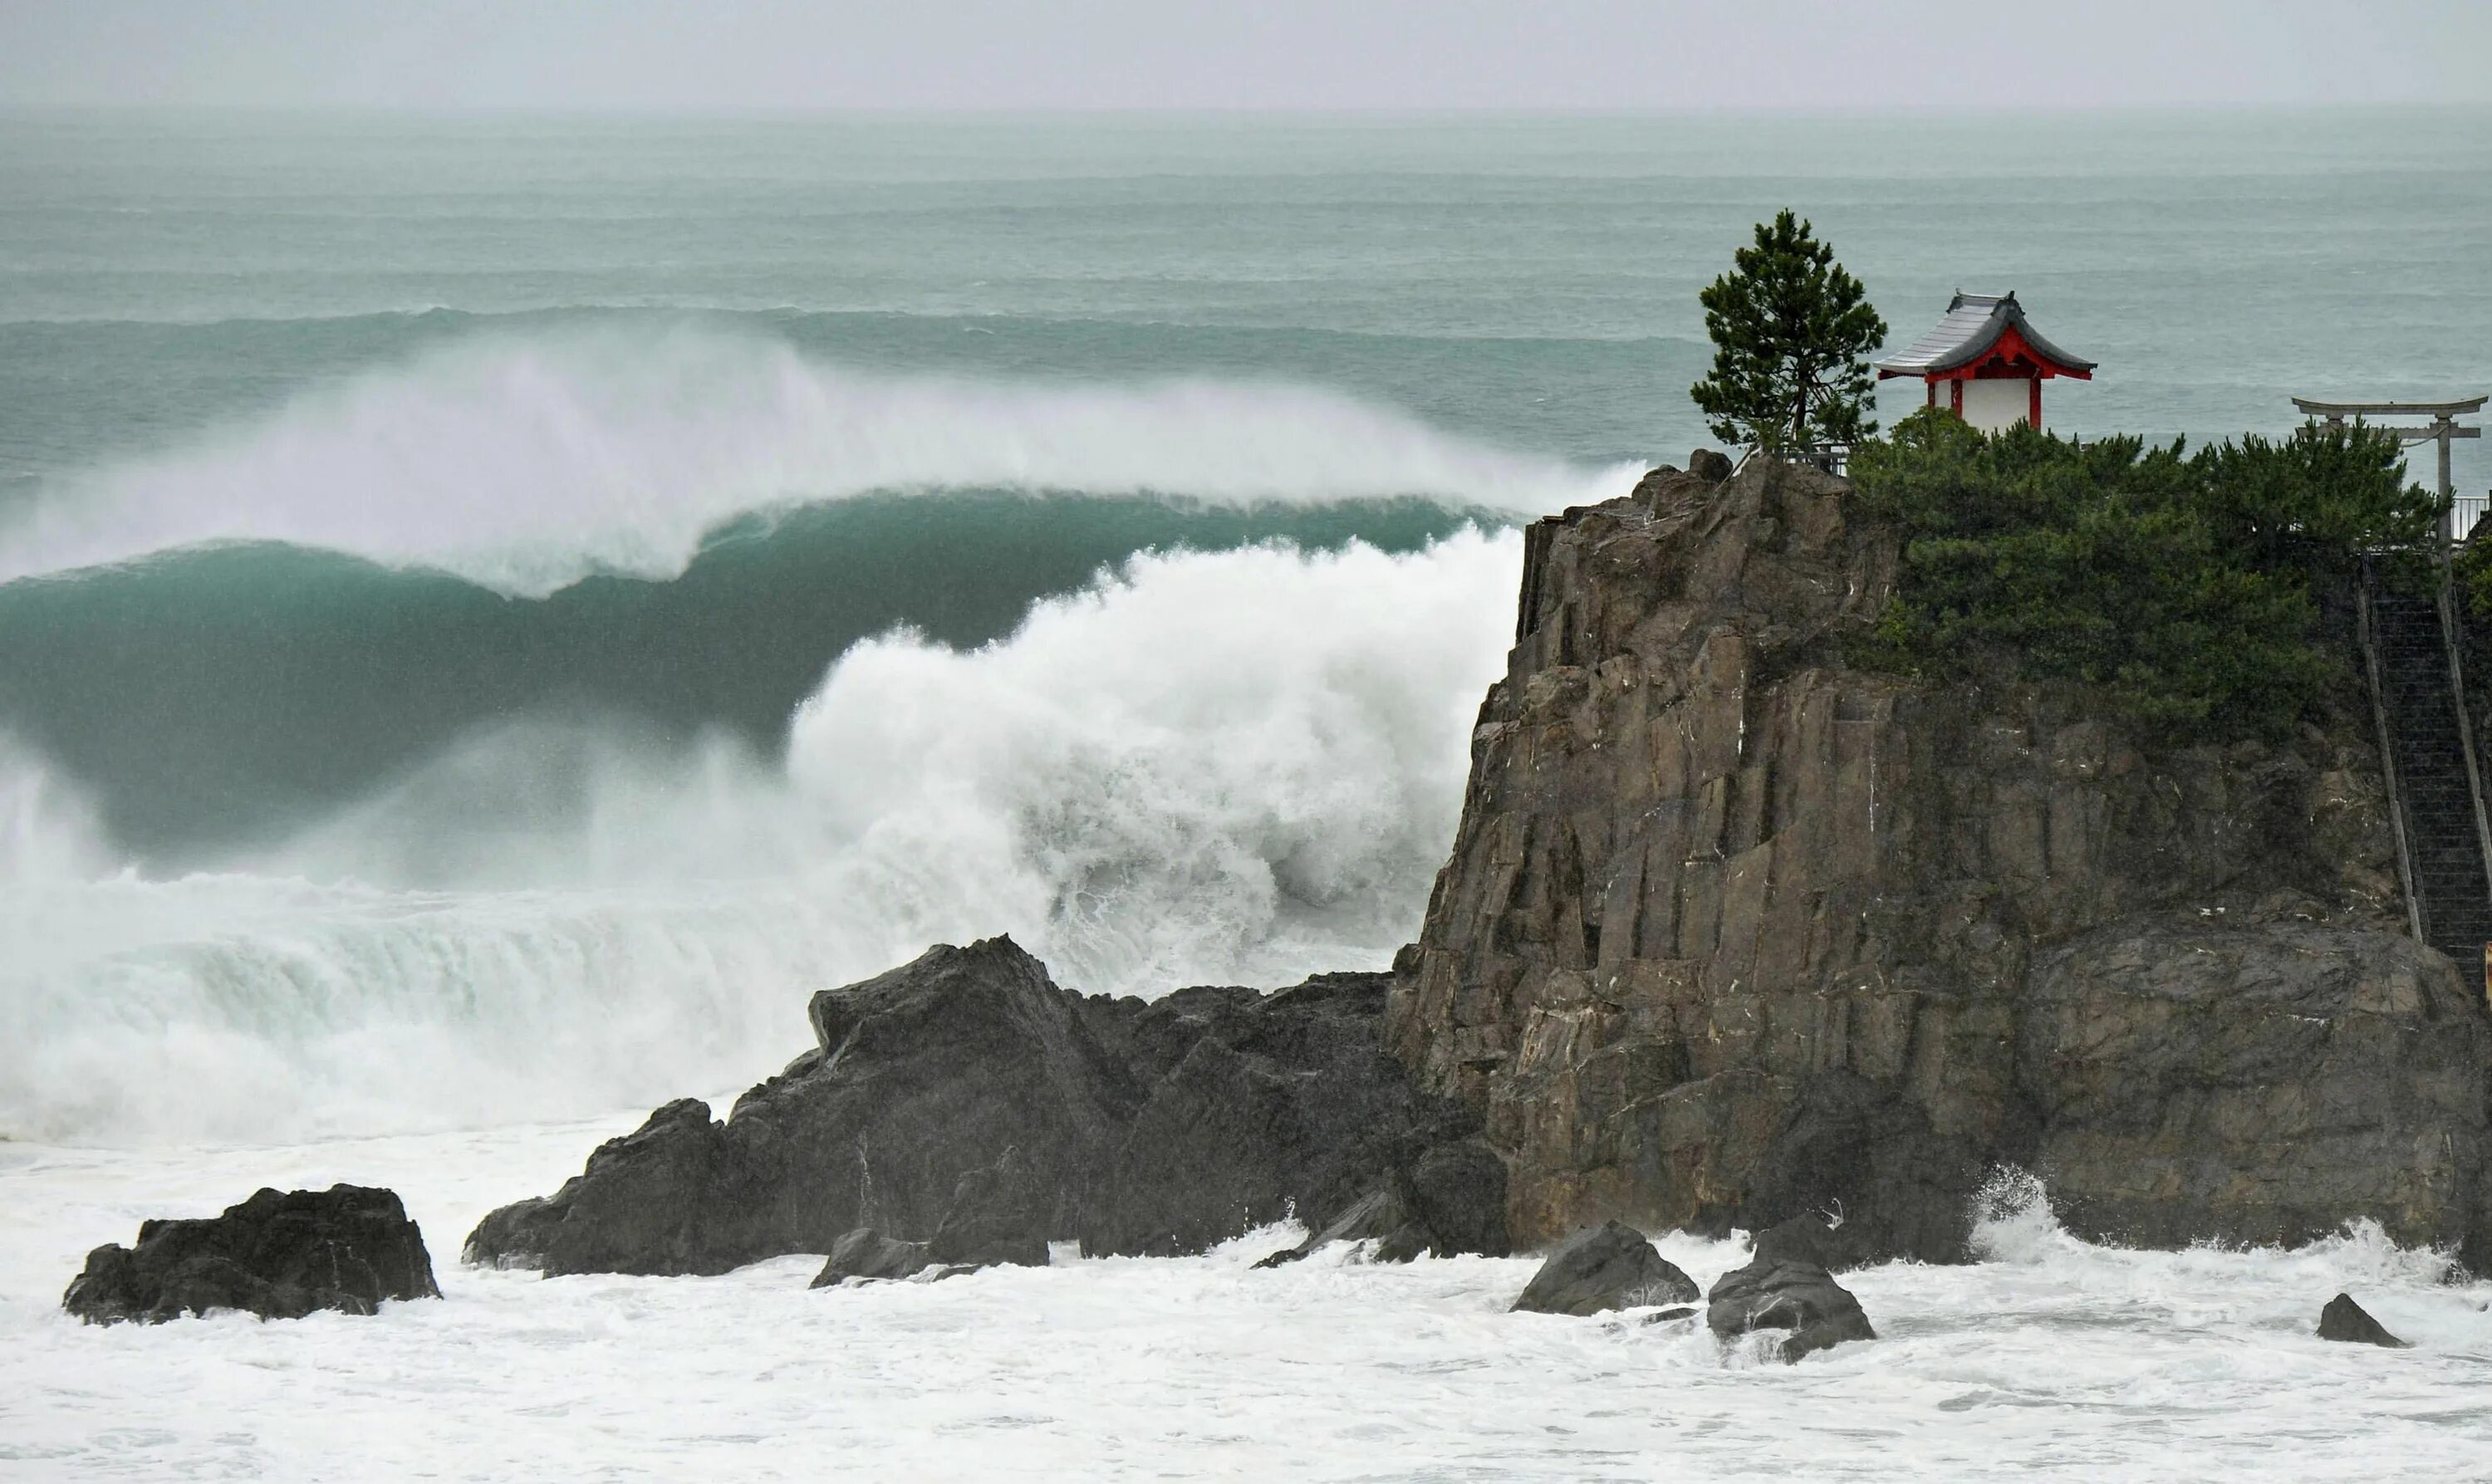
[0,333,1616,1146]
[0,326,1612,595]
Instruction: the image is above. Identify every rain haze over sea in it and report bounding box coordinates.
[4,30,2492,1479]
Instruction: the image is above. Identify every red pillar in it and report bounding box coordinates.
[2028,378,2043,429]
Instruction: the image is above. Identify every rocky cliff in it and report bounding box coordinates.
[1388,457,2492,1265]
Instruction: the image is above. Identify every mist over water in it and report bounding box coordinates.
[3,109,2488,1156]
[0,529,1522,1144]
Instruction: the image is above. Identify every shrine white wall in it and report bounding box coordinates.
[1960,377,2033,433]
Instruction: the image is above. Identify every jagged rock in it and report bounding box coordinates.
[467,938,1131,1276]
[928,1147,1052,1268]
[65,1185,439,1325]
[1706,1255,1876,1362]
[2316,1292,2409,1348]
[1077,973,1487,1257]
[470,939,1502,1277]
[1746,1213,1871,1272]
[1252,1138,1511,1268]
[1254,1186,1433,1268]
[1686,448,1734,482]
[1387,454,2485,1264]
[462,1097,758,1276]
[809,1229,935,1286]
[1508,1220,1698,1316]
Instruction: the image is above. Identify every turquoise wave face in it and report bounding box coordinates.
[0,490,1486,863]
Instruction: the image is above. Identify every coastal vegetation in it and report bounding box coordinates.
[1848,409,2436,742]
[1689,209,1887,452]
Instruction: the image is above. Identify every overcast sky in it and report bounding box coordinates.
[2,0,2489,111]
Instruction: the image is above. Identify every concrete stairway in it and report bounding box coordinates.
[2370,591,2492,962]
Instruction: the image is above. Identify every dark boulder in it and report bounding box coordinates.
[928,1147,1052,1269]
[1401,1139,1510,1258]
[65,1185,439,1325]
[810,1229,936,1286]
[1746,1213,1874,1273]
[2316,1292,2409,1348]
[1508,1220,1699,1316]
[1705,1255,1876,1362]
[467,937,1132,1276]
[463,1097,763,1276]
[1686,448,1735,482]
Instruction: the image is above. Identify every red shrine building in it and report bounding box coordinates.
[1876,291,2095,433]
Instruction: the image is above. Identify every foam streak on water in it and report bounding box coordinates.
[2,1134,2487,1482]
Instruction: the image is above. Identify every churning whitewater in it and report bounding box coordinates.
[0,354,1569,1144]
[8,109,2492,1483]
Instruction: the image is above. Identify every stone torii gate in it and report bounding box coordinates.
[2292,394,2486,544]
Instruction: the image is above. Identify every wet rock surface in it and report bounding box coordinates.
[470,937,1506,1276]
[65,1185,440,1325]
[1253,1141,1509,1268]
[1508,1220,1698,1316]
[1388,454,2492,1264]
[2316,1292,2409,1348]
[809,1229,937,1286]
[1705,1253,1876,1362]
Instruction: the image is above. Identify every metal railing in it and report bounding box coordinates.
[2454,492,2488,546]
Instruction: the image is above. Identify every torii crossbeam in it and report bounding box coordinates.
[2292,395,2486,544]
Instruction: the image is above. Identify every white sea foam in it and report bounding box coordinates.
[5,1134,2488,1482]
[0,329,1627,595]
[0,532,1518,1146]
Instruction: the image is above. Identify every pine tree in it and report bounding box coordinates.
[1690,210,1887,453]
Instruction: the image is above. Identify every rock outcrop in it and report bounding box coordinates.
[1253,1140,1511,1267]
[1705,1251,1876,1362]
[810,1228,938,1286]
[65,1185,439,1325]
[2315,1292,2409,1347]
[1508,1219,1698,1315]
[1389,455,2492,1264]
[469,937,1504,1276]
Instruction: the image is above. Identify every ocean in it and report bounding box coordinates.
[4,108,2491,1479]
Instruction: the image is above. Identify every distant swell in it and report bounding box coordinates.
[0,326,1631,595]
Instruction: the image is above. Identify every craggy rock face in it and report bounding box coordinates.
[65,1185,439,1325]
[1389,458,2488,1263]
[467,938,1503,1276]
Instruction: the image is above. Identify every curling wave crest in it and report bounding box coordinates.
[0,531,1519,1145]
[0,329,1624,595]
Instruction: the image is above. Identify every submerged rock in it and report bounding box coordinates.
[1256,1138,1513,1269]
[810,1229,937,1286]
[65,1185,439,1325]
[2316,1292,2409,1348]
[1388,452,2491,1264]
[470,938,1505,1277]
[1705,1255,1875,1363]
[1508,1220,1698,1316]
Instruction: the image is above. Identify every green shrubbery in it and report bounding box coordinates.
[1847,409,2436,742]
